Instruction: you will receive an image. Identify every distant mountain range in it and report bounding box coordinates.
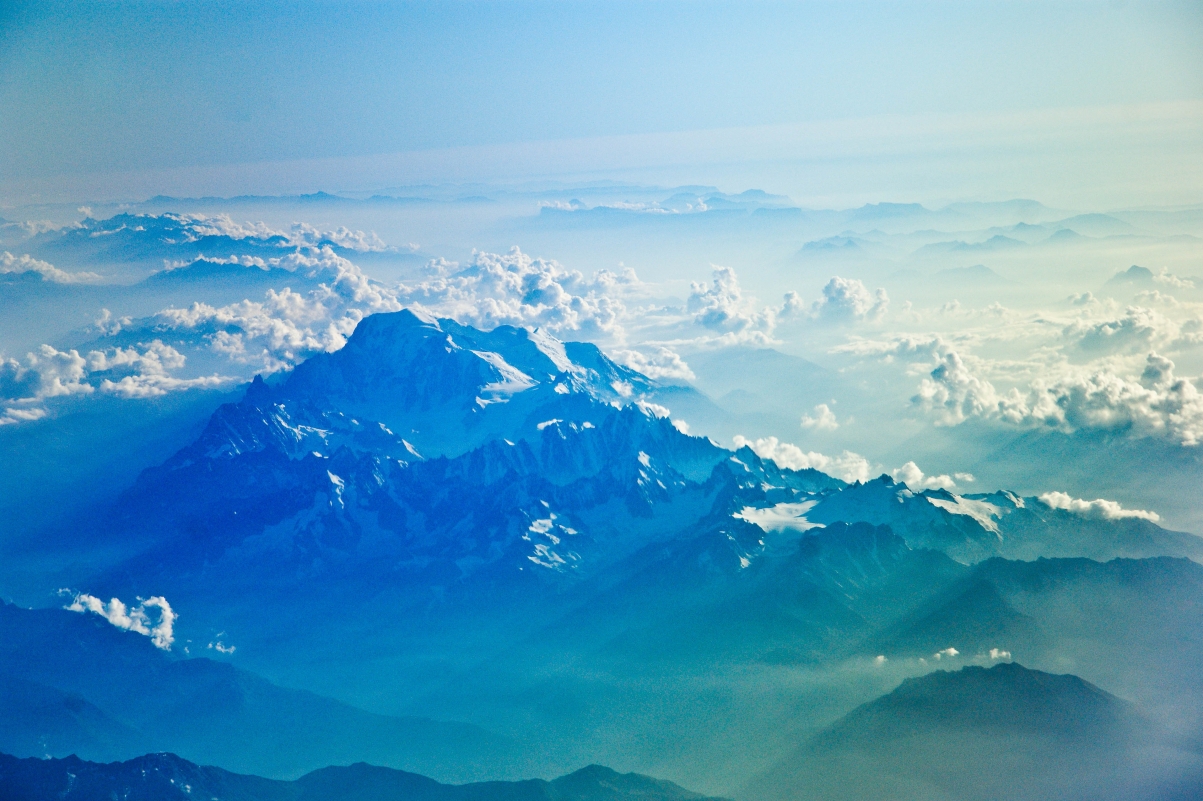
[0,754,724,801]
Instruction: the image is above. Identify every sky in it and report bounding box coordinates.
[2,1,1201,205]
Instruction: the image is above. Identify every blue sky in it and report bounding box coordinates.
[2,0,1200,200]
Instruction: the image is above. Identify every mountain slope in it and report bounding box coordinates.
[871,556,1203,723]
[0,602,516,782]
[747,663,1202,801]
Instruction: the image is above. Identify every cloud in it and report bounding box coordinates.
[0,406,48,426]
[89,342,231,398]
[288,222,389,252]
[800,403,839,430]
[0,345,92,402]
[890,460,957,491]
[610,346,695,381]
[1153,268,1196,290]
[688,266,775,337]
[1037,491,1160,522]
[833,334,946,360]
[732,434,871,483]
[911,347,1203,446]
[1067,306,1171,354]
[148,247,401,369]
[65,593,176,650]
[810,276,889,323]
[913,350,1012,426]
[147,213,391,253]
[1,251,100,283]
[395,247,632,339]
[0,341,232,422]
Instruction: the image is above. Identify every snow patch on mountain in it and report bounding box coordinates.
[925,494,1002,534]
[735,501,823,533]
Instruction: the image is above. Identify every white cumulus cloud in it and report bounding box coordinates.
[1,251,101,283]
[800,403,839,430]
[732,434,871,483]
[66,593,176,650]
[890,460,958,491]
[811,276,889,323]
[910,348,1203,446]
[1037,491,1160,522]
[396,247,632,339]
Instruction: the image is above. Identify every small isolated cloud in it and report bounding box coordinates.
[988,648,1012,660]
[610,346,695,381]
[1037,491,1160,522]
[874,655,887,666]
[688,266,775,339]
[800,403,839,431]
[732,434,871,483]
[932,647,959,660]
[810,277,889,323]
[635,399,672,419]
[65,593,176,650]
[1,251,100,283]
[891,461,958,491]
[207,633,236,654]
[0,406,48,425]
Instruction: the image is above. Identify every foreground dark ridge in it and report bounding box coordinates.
[0,753,727,801]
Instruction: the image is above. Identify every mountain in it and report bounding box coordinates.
[74,312,836,648]
[872,557,1203,711]
[1107,264,1156,285]
[23,213,384,278]
[19,309,1203,788]
[0,753,726,801]
[933,263,1006,283]
[0,677,145,763]
[552,521,966,667]
[747,663,1202,801]
[0,601,516,782]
